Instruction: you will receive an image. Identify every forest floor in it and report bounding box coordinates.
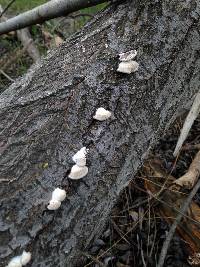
[1,2,200,267]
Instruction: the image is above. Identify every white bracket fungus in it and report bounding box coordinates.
[117,49,139,74]
[6,251,31,267]
[20,251,31,266]
[117,61,139,74]
[51,187,66,202]
[69,147,89,179]
[68,165,88,180]
[72,147,88,167]
[93,107,111,121]
[6,256,21,267]
[47,187,66,210]
[119,49,137,61]
[47,200,61,210]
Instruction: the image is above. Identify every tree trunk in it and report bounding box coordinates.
[0,0,200,266]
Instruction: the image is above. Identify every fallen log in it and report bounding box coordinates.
[0,0,200,266]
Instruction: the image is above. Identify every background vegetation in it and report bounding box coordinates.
[0,0,108,90]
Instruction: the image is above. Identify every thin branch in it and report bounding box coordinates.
[81,252,106,267]
[0,0,107,35]
[16,28,40,62]
[0,69,14,82]
[173,150,200,189]
[157,178,200,267]
[182,143,200,151]
[0,4,40,62]
[173,90,200,157]
[0,0,16,18]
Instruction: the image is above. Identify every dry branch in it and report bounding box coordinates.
[0,0,16,18]
[0,0,107,35]
[0,4,40,62]
[182,143,200,151]
[173,150,200,189]
[173,91,200,157]
[0,69,14,82]
[16,28,40,62]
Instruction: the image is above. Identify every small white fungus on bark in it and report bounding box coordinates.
[117,61,139,74]
[117,50,139,74]
[6,251,31,267]
[52,187,66,202]
[93,107,111,121]
[6,256,22,267]
[47,188,66,210]
[20,251,32,266]
[119,49,137,61]
[72,147,88,167]
[47,199,61,210]
[68,165,88,179]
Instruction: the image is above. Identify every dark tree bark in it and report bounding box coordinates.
[0,0,200,266]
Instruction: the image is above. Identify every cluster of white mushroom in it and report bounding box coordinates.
[117,49,139,74]
[68,108,112,180]
[6,251,31,267]
[47,107,112,211]
[47,187,67,210]
[68,146,88,179]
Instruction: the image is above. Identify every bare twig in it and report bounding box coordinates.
[16,28,40,62]
[182,143,200,151]
[157,178,200,267]
[0,4,40,62]
[111,219,130,244]
[173,150,200,189]
[0,69,14,82]
[0,0,16,18]
[149,191,200,226]
[140,239,147,267]
[173,91,200,157]
[0,0,107,35]
[81,252,106,267]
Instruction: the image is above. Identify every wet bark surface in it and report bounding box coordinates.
[0,0,200,266]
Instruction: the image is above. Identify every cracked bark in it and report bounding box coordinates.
[0,0,200,266]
